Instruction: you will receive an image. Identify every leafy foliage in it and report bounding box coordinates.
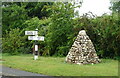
[2,28,26,55]
[2,2,120,59]
[23,17,50,56]
[46,2,76,56]
[110,1,120,13]
[2,2,53,36]
[2,3,29,35]
[24,2,53,19]
[73,12,120,59]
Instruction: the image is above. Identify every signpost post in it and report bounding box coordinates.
[25,29,44,60]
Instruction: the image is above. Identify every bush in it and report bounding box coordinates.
[2,28,26,55]
[73,13,120,59]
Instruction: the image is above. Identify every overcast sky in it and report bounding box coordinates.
[75,0,112,16]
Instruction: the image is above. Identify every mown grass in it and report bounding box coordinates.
[2,54,118,76]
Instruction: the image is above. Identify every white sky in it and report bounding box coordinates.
[75,0,112,16]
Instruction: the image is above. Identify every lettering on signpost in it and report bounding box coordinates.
[28,36,44,41]
[25,31,38,35]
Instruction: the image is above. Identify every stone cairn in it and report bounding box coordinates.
[66,30,101,65]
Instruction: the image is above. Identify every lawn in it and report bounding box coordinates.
[2,54,118,76]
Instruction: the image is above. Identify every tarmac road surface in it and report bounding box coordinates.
[0,65,55,78]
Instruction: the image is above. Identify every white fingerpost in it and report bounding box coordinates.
[34,28,38,60]
[25,28,44,60]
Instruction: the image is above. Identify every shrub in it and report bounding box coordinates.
[2,28,26,55]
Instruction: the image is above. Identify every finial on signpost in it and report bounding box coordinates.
[35,28,38,31]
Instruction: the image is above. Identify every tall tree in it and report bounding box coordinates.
[2,2,53,36]
[25,2,53,19]
[110,1,120,13]
[46,2,77,56]
[2,2,29,35]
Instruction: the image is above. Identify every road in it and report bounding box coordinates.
[0,65,55,78]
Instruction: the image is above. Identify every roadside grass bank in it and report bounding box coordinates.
[2,54,118,76]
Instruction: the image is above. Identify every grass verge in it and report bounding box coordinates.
[2,54,118,76]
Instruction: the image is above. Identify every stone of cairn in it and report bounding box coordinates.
[66,30,101,65]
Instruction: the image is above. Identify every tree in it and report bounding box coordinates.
[110,1,120,13]
[2,2,53,36]
[24,2,53,19]
[46,2,77,56]
[2,2,29,35]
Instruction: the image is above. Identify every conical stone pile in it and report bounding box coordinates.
[66,30,101,65]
